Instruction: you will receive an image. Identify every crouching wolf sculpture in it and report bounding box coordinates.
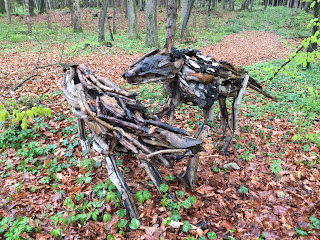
[123,47,276,154]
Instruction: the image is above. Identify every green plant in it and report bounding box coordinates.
[0,216,37,240]
[182,220,192,233]
[129,218,140,230]
[270,159,284,174]
[239,186,249,194]
[135,190,151,204]
[207,231,218,239]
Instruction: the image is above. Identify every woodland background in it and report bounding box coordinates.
[0,0,320,239]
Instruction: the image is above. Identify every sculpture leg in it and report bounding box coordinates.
[140,161,176,200]
[178,153,200,189]
[179,125,210,189]
[219,98,229,140]
[72,107,90,153]
[105,154,139,219]
[220,75,249,154]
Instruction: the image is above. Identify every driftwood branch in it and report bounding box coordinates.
[269,45,304,82]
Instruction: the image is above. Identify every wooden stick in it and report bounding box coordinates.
[129,48,159,68]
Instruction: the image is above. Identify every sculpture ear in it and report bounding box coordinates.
[174,59,184,70]
[158,60,171,68]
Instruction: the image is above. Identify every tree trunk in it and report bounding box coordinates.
[127,0,139,39]
[220,0,225,14]
[123,0,127,16]
[68,0,75,26]
[74,0,82,31]
[264,0,269,10]
[98,0,107,42]
[4,0,10,23]
[0,0,5,14]
[44,0,51,28]
[29,0,35,16]
[304,1,310,11]
[249,0,254,11]
[145,0,158,47]
[205,0,211,28]
[290,0,299,27]
[106,11,113,40]
[180,0,194,38]
[192,7,196,30]
[306,0,319,68]
[112,0,117,33]
[39,0,45,13]
[25,0,32,32]
[166,0,177,46]
[181,0,188,22]
[139,0,144,10]
[229,0,234,10]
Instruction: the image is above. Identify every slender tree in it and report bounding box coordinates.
[127,0,139,39]
[25,0,32,33]
[307,0,319,68]
[98,0,107,42]
[112,0,117,34]
[180,0,194,38]
[166,0,177,46]
[181,0,188,21]
[0,0,5,14]
[74,0,82,31]
[67,0,75,26]
[205,0,211,28]
[39,0,45,13]
[44,0,51,29]
[29,0,35,16]
[4,0,11,23]
[145,0,158,47]
[290,0,299,26]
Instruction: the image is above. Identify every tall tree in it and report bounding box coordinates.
[29,0,35,16]
[145,0,158,47]
[307,0,319,68]
[39,0,45,13]
[44,0,51,29]
[180,0,194,38]
[181,0,188,21]
[112,0,117,34]
[25,0,32,32]
[290,0,299,26]
[74,0,82,31]
[4,0,11,23]
[127,0,139,39]
[0,0,6,14]
[165,0,177,46]
[98,0,107,42]
[67,0,75,26]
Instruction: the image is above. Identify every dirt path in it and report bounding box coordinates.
[202,31,299,66]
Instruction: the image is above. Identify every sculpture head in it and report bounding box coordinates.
[123,52,184,85]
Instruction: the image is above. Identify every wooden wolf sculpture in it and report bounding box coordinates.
[123,47,276,154]
[62,64,206,219]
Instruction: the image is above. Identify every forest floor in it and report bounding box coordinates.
[0,8,320,240]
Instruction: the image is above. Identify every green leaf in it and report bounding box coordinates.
[207,231,217,239]
[165,174,175,181]
[296,227,308,236]
[176,190,185,198]
[21,117,28,130]
[171,210,181,221]
[309,216,320,229]
[182,220,192,233]
[107,234,115,240]
[129,218,140,230]
[159,184,169,192]
[116,209,126,217]
[117,219,128,229]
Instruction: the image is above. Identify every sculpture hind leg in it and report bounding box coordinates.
[220,75,249,154]
[72,107,90,153]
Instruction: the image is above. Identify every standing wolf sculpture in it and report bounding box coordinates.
[123,47,276,154]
